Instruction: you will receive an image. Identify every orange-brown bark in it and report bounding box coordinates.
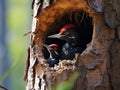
[25,0,120,90]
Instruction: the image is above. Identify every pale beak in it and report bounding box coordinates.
[42,44,50,49]
[48,34,65,39]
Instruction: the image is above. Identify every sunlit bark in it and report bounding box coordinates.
[25,0,120,90]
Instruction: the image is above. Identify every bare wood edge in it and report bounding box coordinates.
[25,0,116,90]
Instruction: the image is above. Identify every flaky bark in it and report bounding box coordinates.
[24,0,120,90]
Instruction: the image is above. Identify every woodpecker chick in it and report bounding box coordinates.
[48,24,83,60]
[42,44,60,67]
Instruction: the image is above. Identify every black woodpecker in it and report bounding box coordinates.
[42,44,60,67]
[48,24,83,60]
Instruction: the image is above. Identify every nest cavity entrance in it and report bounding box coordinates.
[45,10,93,51]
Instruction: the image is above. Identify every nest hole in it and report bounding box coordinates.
[43,10,93,66]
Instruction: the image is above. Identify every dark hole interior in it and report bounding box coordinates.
[44,10,93,59]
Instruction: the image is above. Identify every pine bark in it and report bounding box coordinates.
[24,0,120,90]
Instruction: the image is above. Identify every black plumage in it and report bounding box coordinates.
[42,44,60,67]
[48,24,84,60]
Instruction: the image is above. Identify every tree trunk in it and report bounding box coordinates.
[24,0,120,90]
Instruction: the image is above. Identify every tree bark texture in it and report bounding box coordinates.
[24,0,120,90]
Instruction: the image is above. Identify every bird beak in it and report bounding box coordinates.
[42,44,50,50]
[48,34,65,39]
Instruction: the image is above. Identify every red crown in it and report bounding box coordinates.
[60,24,76,34]
[49,44,58,47]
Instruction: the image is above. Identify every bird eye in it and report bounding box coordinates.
[64,32,69,35]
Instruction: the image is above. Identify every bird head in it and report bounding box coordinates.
[48,24,79,43]
[42,44,59,51]
[42,44,59,59]
[49,44,59,51]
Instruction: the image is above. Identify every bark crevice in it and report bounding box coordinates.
[24,0,120,90]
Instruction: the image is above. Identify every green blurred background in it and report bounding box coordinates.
[0,0,31,89]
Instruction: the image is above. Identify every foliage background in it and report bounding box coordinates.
[0,0,31,89]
